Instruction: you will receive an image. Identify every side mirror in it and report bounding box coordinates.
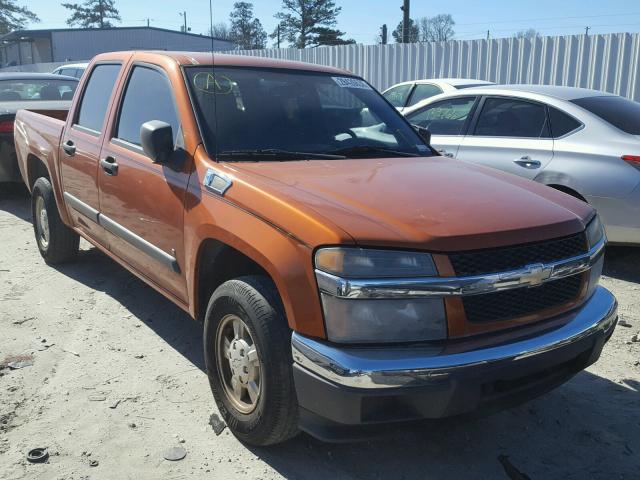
[140,120,174,163]
[413,124,431,145]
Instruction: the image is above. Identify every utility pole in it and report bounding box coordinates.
[180,11,188,33]
[401,0,410,43]
[585,26,590,36]
[381,24,388,45]
[146,18,150,27]
[277,24,281,48]
[486,30,490,40]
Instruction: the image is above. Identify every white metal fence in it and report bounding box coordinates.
[230,33,640,101]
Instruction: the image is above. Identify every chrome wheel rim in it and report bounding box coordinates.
[216,314,261,414]
[35,196,50,249]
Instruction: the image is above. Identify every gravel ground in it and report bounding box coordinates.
[1,185,639,480]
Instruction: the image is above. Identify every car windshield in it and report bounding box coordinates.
[0,78,78,101]
[185,66,433,160]
[571,95,640,135]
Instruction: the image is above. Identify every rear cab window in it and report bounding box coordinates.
[74,63,121,135]
[114,65,181,150]
[571,95,640,135]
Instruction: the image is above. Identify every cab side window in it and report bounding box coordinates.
[474,97,550,138]
[406,97,476,135]
[383,84,412,108]
[75,64,121,133]
[115,66,180,147]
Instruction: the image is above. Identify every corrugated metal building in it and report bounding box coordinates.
[0,26,234,66]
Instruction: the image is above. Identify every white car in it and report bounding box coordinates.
[52,62,89,79]
[402,84,640,245]
[382,78,494,112]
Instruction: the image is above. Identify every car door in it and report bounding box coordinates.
[59,62,123,247]
[383,83,414,112]
[405,96,478,158]
[456,96,554,179]
[98,63,190,303]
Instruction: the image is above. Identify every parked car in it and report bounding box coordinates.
[403,85,640,245]
[0,72,78,183]
[383,78,494,112]
[15,52,616,445]
[52,62,89,79]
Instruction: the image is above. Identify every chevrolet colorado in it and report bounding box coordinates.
[14,51,617,445]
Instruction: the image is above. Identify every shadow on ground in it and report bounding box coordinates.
[1,186,639,479]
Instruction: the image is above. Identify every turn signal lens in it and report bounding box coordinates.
[622,155,640,170]
[0,120,14,133]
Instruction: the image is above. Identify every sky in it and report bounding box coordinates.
[21,0,640,44]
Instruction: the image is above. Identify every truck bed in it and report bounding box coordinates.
[14,108,68,190]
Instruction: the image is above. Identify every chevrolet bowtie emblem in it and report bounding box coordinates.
[523,263,553,286]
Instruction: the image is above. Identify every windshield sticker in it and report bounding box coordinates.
[332,77,372,90]
[193,72,234,94]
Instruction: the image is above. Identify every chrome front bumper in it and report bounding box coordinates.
[292,286,617,390]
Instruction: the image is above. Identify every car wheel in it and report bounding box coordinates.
[203,275,299,446]
[31,177,79,264]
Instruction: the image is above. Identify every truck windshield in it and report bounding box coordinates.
[185,66,433,160]
[0,79,78,101]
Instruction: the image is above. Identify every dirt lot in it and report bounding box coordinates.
[0,185,639,480]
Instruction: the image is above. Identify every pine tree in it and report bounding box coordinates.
[273,0,341,48]
[0,0,39,35]
[229,2,267,50]
[62,0,121,28]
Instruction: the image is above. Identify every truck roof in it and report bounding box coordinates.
[92,50,351,76]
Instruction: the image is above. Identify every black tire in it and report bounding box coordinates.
[31,177,79,264]
[203,275,299,446]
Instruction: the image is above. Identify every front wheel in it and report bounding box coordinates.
[31,177,79,264]
[203,276,299,446]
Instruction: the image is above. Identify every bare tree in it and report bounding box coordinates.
[516,28,540,39]
[209,22,232,40]
[419,14,455,42]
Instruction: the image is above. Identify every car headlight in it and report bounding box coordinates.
[586,215,605,248]
[314,248,446,344]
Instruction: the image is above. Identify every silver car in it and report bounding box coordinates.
[403,85,640,245]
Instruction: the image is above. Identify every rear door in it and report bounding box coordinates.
[405,96,478,158]
[97,63,190,302]
[59,62,123,246]
[457,96,554,179]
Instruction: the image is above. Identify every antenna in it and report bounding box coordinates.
[209,0,219,160]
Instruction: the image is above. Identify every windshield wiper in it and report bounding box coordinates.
[218,148,346,160]
[327,145,419,158]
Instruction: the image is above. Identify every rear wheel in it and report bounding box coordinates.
[31,177,79,264]
[203,276,299,446]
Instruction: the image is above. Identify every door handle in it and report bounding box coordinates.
[438,149,454,158]
[100,156,118,176]
[62,140,76,156]
[513,156,541,169]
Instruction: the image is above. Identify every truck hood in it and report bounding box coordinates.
[229,157,594,251]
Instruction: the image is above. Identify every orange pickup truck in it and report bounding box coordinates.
[14,51,617,445]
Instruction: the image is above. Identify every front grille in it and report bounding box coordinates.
[462,275,583,323]
[449,232,588,277]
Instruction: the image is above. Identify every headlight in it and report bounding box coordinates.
[586,215,605,248]
[315,248,446,344]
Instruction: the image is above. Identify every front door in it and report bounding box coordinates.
[59,62,122,246]
[457,96,554,179]
[98,64,190,302]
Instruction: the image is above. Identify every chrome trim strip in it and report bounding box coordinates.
[62,192,180,273]
[99,214,181,274]
[292,286,617,389]
[63,191,99,223]
[316,237,605,299]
